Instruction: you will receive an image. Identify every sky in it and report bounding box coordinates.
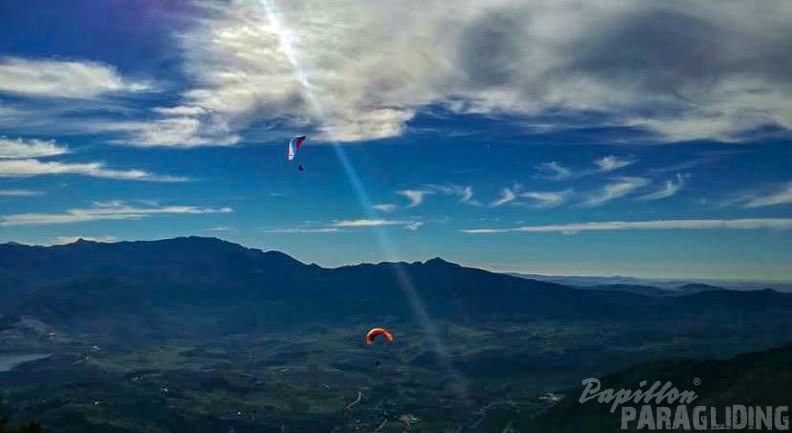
[0,0,791,281]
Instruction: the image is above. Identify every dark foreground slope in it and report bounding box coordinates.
[529,342,792,432]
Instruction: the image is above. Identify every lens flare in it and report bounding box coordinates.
[260,0,470,403]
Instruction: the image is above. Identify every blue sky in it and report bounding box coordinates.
[1,0,791,280]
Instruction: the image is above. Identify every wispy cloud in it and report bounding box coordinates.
[203,226,236,233]
[378,185,476,212]
[0,136,187,181]
[0,189,44,197]
[332,219,413,228]
[0,202,232,227]
[490,188,518,208]
[373,204,398,213]
[0,57,150,98]
[593,155,635,172]
[0,159,188,182]
[538,156,635,181]
[405,222,424,231]
[54,235,117,245]
[536,162,573,180]
[152,106,207,116]
[639,174,689,201]
[462,218,792,234]
[426,185,475,204]
[263,227,340,234]
[396,189,432,208]
[265,218,423,233]
[732,182,792,208]
[519,189,573,208]
[0,137,68,159]
[579,177,649,207]
[103,117,241,148]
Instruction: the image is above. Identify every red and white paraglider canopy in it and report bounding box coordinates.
[287,136,306,161]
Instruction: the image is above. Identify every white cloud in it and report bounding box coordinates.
[0,57,149,98]
[104,117,241,148]
[0,201,232,227]
[264,218,422,232]
[397,189,432,208]
[152,106,208,116]
[378,185,475,212]
[405,222,424,231]
[427,184,475,203]
[593,155,634,172]
[164,0,792,143]
[0,137,68,159]
[462,218,792,234]
[520,189,573,208]
[332,219,411,228]
[0,159,188,182]
[536,162,573,180]
[203,226,236,232]
[263,227,340,234]
[0,189,43,197]
[579,177,649,207]
[490,188,517,208]
[373,204,398,213]
[733,182,792,208]
[639,173,688,200]
[54,235,117,245]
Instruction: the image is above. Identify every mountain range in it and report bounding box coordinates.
[2,237,791,349]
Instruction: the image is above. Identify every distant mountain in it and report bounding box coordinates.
[531,341,792,432]
[1,237,792,347]
[676,282,727,294]
[508,273,670,288]
[509,272,792,293]
[577,284,677,297]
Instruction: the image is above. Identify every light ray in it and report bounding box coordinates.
[260,0,470,403]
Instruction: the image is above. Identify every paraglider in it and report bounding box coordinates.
[365,327,394,345]
[287,135,306,171]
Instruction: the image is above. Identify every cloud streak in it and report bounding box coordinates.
[332,219,414,228]
[0,189,43,197]
[490,188,517,208]
[373,204,398,213]
[733,182,792,208]
[0,137,68,159]
[579,177,649,207]
[594,155,635,172]
[0,136,188,181]
[536,162,573,180]
[263,227,340,234]
[0,202,232,227]
[519,189,573,208]
[397,189,432,208]
[265,218,423,233]
[639,174,688,200]
[0,159,188,182]
[0,57,150,98]
[462,218,792,234]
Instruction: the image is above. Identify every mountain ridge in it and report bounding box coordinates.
[1,237,791,349]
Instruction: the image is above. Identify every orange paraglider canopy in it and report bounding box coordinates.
[366,327,394,345]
